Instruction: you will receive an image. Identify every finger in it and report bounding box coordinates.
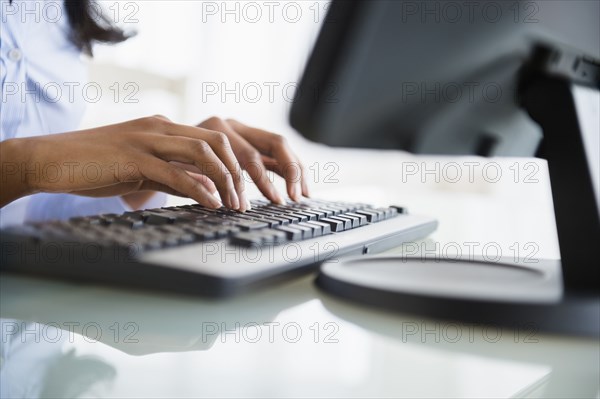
[187,171,218,194]
[201,119,284,205]
[195,118,252,211]
[243,152,284,205]
[151,136,239,210]
[260,155,309,198]
[226,119,308,201]
[169,162,218,194]
[139,156,222,208]
[160,121,246,211]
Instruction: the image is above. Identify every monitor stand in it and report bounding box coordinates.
[316,45,600,336]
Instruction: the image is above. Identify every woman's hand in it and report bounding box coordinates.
[197,117,309,203]
[0,116,307,210]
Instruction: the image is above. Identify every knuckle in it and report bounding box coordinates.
[143,115,171,130]
[284,162,302,179]
[191,139,211,154]
[165,166,183,180]
[211,131,230,147]
[245,150,263,165]
[205,116,223,127]
[151,114,170,121]
[221,170,233,182]
[270,133,287,147]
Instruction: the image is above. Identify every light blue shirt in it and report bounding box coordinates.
[1,0,164,227]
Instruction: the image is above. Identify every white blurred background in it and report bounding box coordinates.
[77,0,594,261]
[83,0,322,131]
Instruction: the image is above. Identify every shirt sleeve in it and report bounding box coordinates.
[24,193,168,222]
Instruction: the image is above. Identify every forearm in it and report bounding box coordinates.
[0,138,37,207]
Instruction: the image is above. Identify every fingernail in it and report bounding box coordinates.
[294,182,302,201]
[273,190,285,205]
[229,192,240,210]
[209,195,223,209]
[290,185,298,202]
[238,190,249,212]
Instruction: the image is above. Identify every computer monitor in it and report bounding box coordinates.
[291,0,598,155]
[290,1,599,305]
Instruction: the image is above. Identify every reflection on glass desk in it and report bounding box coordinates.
[1,270,598,398]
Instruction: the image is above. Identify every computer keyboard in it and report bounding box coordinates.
[0,199,437,296]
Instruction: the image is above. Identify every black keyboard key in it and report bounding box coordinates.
[297,222,322,237]
[274,226,303,240]
[312,208,334,218]
[232,219,269,231]
[176,233,197,244]
[371,208,388,220]
[374,207,397,220]
[299,210,322,220]
[267,216,290,225]
[289,212,309,223]
[246,210,273,218]
[290,211,316,221]
[69,216,103,225]
[259,217,285,227]
[123,212,146,220]
[185,207,216,216]
[258,230,288,245]
[345,212,367,226]
[301,221,332,236]
[307,221,332,235]
[197,225,242,237]
[250,213,290,226]
[319,206,342,216]
[341,214,360,228]
[172,211,208,222]
[288,224,313,239]
[328,216,353,230]
[250,199,269,207]
[230,232,264,247]
[387,207,399,218]
[391,206,408,214]
[228,213,256,221]
[136,238,164,251]
[184,226,218,241]
[202,216,236,226]
[319,217,345,232]
[144,213,175,225]
[263,209,301,223]
[100,216,116,226]
[329,204,351,213]
[112,217,145,229]
[355,209,379,223]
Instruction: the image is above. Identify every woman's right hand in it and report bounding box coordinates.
[1,116,256,209]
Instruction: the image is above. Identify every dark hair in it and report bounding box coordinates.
[64,0,130,55]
